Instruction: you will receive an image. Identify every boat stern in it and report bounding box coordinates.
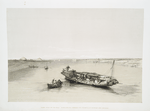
[107,78,119,86]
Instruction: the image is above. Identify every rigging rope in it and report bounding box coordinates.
[102,66,113,75]
[100,60,115,76]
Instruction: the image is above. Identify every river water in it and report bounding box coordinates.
[8,62,142,102]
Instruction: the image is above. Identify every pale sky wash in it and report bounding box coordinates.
[7,9,143,59]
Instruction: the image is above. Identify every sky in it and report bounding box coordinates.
[7,9,144,59]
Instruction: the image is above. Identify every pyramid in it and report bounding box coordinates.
[20,57,27,61]
[36,58,42,61]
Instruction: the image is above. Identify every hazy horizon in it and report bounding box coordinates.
[8,57,142,60]
[7,9,143,59]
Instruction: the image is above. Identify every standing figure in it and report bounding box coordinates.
[66,66,70,71]
[52,79,55,84]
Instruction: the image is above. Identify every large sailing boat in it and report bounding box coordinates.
[61,60,119,87]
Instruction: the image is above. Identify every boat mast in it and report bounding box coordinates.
[111,60,115,78]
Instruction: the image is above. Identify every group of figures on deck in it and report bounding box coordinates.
[47,79,63,89]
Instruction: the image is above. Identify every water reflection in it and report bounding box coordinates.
[40,78,139,96]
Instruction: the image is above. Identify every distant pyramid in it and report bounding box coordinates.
[36,58,42,61]
[20,57,27,61]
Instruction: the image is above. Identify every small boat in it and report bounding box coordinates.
[61,60,119,87]
[29,65,38,68]
[44,66,48,70]
[44,62,49,70]
[47,80,63,89]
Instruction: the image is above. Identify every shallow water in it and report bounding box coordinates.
[8,62,142,102]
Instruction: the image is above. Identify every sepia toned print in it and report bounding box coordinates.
[8,58,142,102]
[7,9,143,102]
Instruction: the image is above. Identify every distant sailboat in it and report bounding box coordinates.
[44,62,49,70]
[61,60,119,87]
[44,66,48,70]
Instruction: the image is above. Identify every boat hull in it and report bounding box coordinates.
[47,80,63,89]
[65,77,109,87]
[61,70,119,87]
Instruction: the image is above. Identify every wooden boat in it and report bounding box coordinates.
[61,60,119,87]
[29,65,38,68]
[44,66,48,70]
[44,62,49,70]
[47,80,63,89]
